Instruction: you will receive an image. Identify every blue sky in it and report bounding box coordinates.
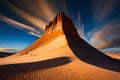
[0,0,120,52]
[0,21,38,50]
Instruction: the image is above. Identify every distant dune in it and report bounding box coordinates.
[0,12,120,80]
[0,52,14,58]
[106,53,120,60]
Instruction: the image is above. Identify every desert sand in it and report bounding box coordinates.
[0,12,120,80]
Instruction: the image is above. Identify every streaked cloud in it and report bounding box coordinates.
[0,15,41,37]
[89,19,120,49]
[76,12,86,40]
[0,48,18,53]
[86,0,120,50]
[6,2,47,30]
[28,32,40,37]
[77,25,85,40]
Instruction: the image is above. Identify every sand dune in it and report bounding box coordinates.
[0,12,120,80]
[106,53,120,60]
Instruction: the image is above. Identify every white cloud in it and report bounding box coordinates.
[28,32,40,37]
[76,12,86,40]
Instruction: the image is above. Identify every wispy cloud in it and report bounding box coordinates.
[86,0,120,49]
[6,2,47,30]
[100,47,120,53]
[0,48,18,53]
[89,19,120,49]
[28,32,40,37]
[76,12,86,40]
[0,15,41,37]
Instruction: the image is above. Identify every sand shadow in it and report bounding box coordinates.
[0,57,71,76]
[61,16,120,72]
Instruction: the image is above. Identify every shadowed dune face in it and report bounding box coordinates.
[0,57,71,79]
[59,12,120,72]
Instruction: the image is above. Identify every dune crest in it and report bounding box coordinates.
[0,12,120,80]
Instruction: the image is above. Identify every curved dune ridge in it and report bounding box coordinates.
[0,12,120,80]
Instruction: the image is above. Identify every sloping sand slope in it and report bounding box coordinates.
[0,12,120,80]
